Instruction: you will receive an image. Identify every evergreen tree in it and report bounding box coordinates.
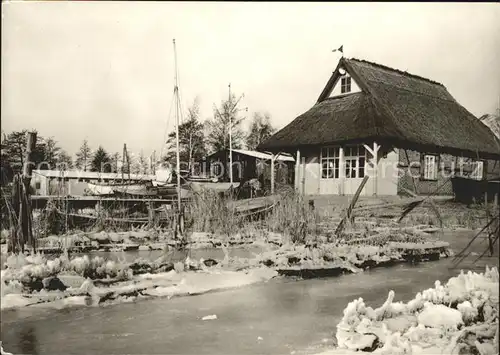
[90,146,112,172]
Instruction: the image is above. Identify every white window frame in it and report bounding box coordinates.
[321,147,340,179]
[457,157,484,180]
[344,145,366,179]
[212,162,222,176]
[457,157,465,177]
[340,75,352,94]
[422,154,437,180]
[470,161,484,180]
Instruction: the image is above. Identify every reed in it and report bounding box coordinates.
[38,199,67,236]
[265,190,319,244]
[185,188,242,241]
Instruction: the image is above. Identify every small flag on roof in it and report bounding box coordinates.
[332,45,343,54]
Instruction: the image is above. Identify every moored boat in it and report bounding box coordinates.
[87,181,151,196]
[86,182,115,196]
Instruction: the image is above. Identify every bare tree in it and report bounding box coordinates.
[133,150,148,174]
[246,112,276,150]
[205,92,246,153]
[111,152,120,173]
[57,150,73,171]
[166,97,206,170]
[75,139,92,171]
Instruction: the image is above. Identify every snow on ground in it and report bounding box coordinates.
[315,266,499,355]
[1,251,278,311]
[1,237,452,313]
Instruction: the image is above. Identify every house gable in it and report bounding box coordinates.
[317,61,367,103]
[327,73,361,98]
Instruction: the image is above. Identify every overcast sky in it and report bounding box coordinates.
[2,2,500,158]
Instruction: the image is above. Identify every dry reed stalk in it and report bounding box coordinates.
[266,190,318,244]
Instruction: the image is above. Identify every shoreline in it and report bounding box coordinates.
[1,240,452,313]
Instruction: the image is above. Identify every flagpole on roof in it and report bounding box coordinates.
[332,45,344,58]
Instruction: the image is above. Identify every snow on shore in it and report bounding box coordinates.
[1,268,277,311]
[316,266,499,355]
[1,238,451,312]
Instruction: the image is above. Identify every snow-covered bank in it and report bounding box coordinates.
[1,265,277,311]
[25,230,271,255]
[316,266,499,355]
[1,237,453,312]
[251,241,451,278]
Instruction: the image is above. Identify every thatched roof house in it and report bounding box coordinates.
[480,113,500,140]
[258,58,500,196]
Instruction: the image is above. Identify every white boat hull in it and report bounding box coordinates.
[112,184,151,195]
[86,183,114,196]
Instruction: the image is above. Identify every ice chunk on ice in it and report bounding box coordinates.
[417,303,463,329]
[201,314,217,321]
[1,294,35,310]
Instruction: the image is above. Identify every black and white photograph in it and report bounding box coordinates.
[1,2,499,354]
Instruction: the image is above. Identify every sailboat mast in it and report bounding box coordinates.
[228,83,233,186]
[121,143,126,181]
[173,39,182,211]
[124,143,130,181]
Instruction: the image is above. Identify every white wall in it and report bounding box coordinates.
[295,145,399,196]
[376,150,399,196]
[304,155,321,194]
[328,75,361,98]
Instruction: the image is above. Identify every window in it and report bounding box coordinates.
[321,147,339,179]
[457,157,465,177]
[341,76,351,94]
[322,145,366,179]
[212,163,222,176]
[456,157,483,180]
[471,161,484,180]
[422,154,437,180]
[35,182,41,190]
[344,145,366,179]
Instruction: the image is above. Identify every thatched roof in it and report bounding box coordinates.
[480,113,500,139]
[259,58,500,159]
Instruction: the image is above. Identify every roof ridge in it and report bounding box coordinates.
[346,58,445,87]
